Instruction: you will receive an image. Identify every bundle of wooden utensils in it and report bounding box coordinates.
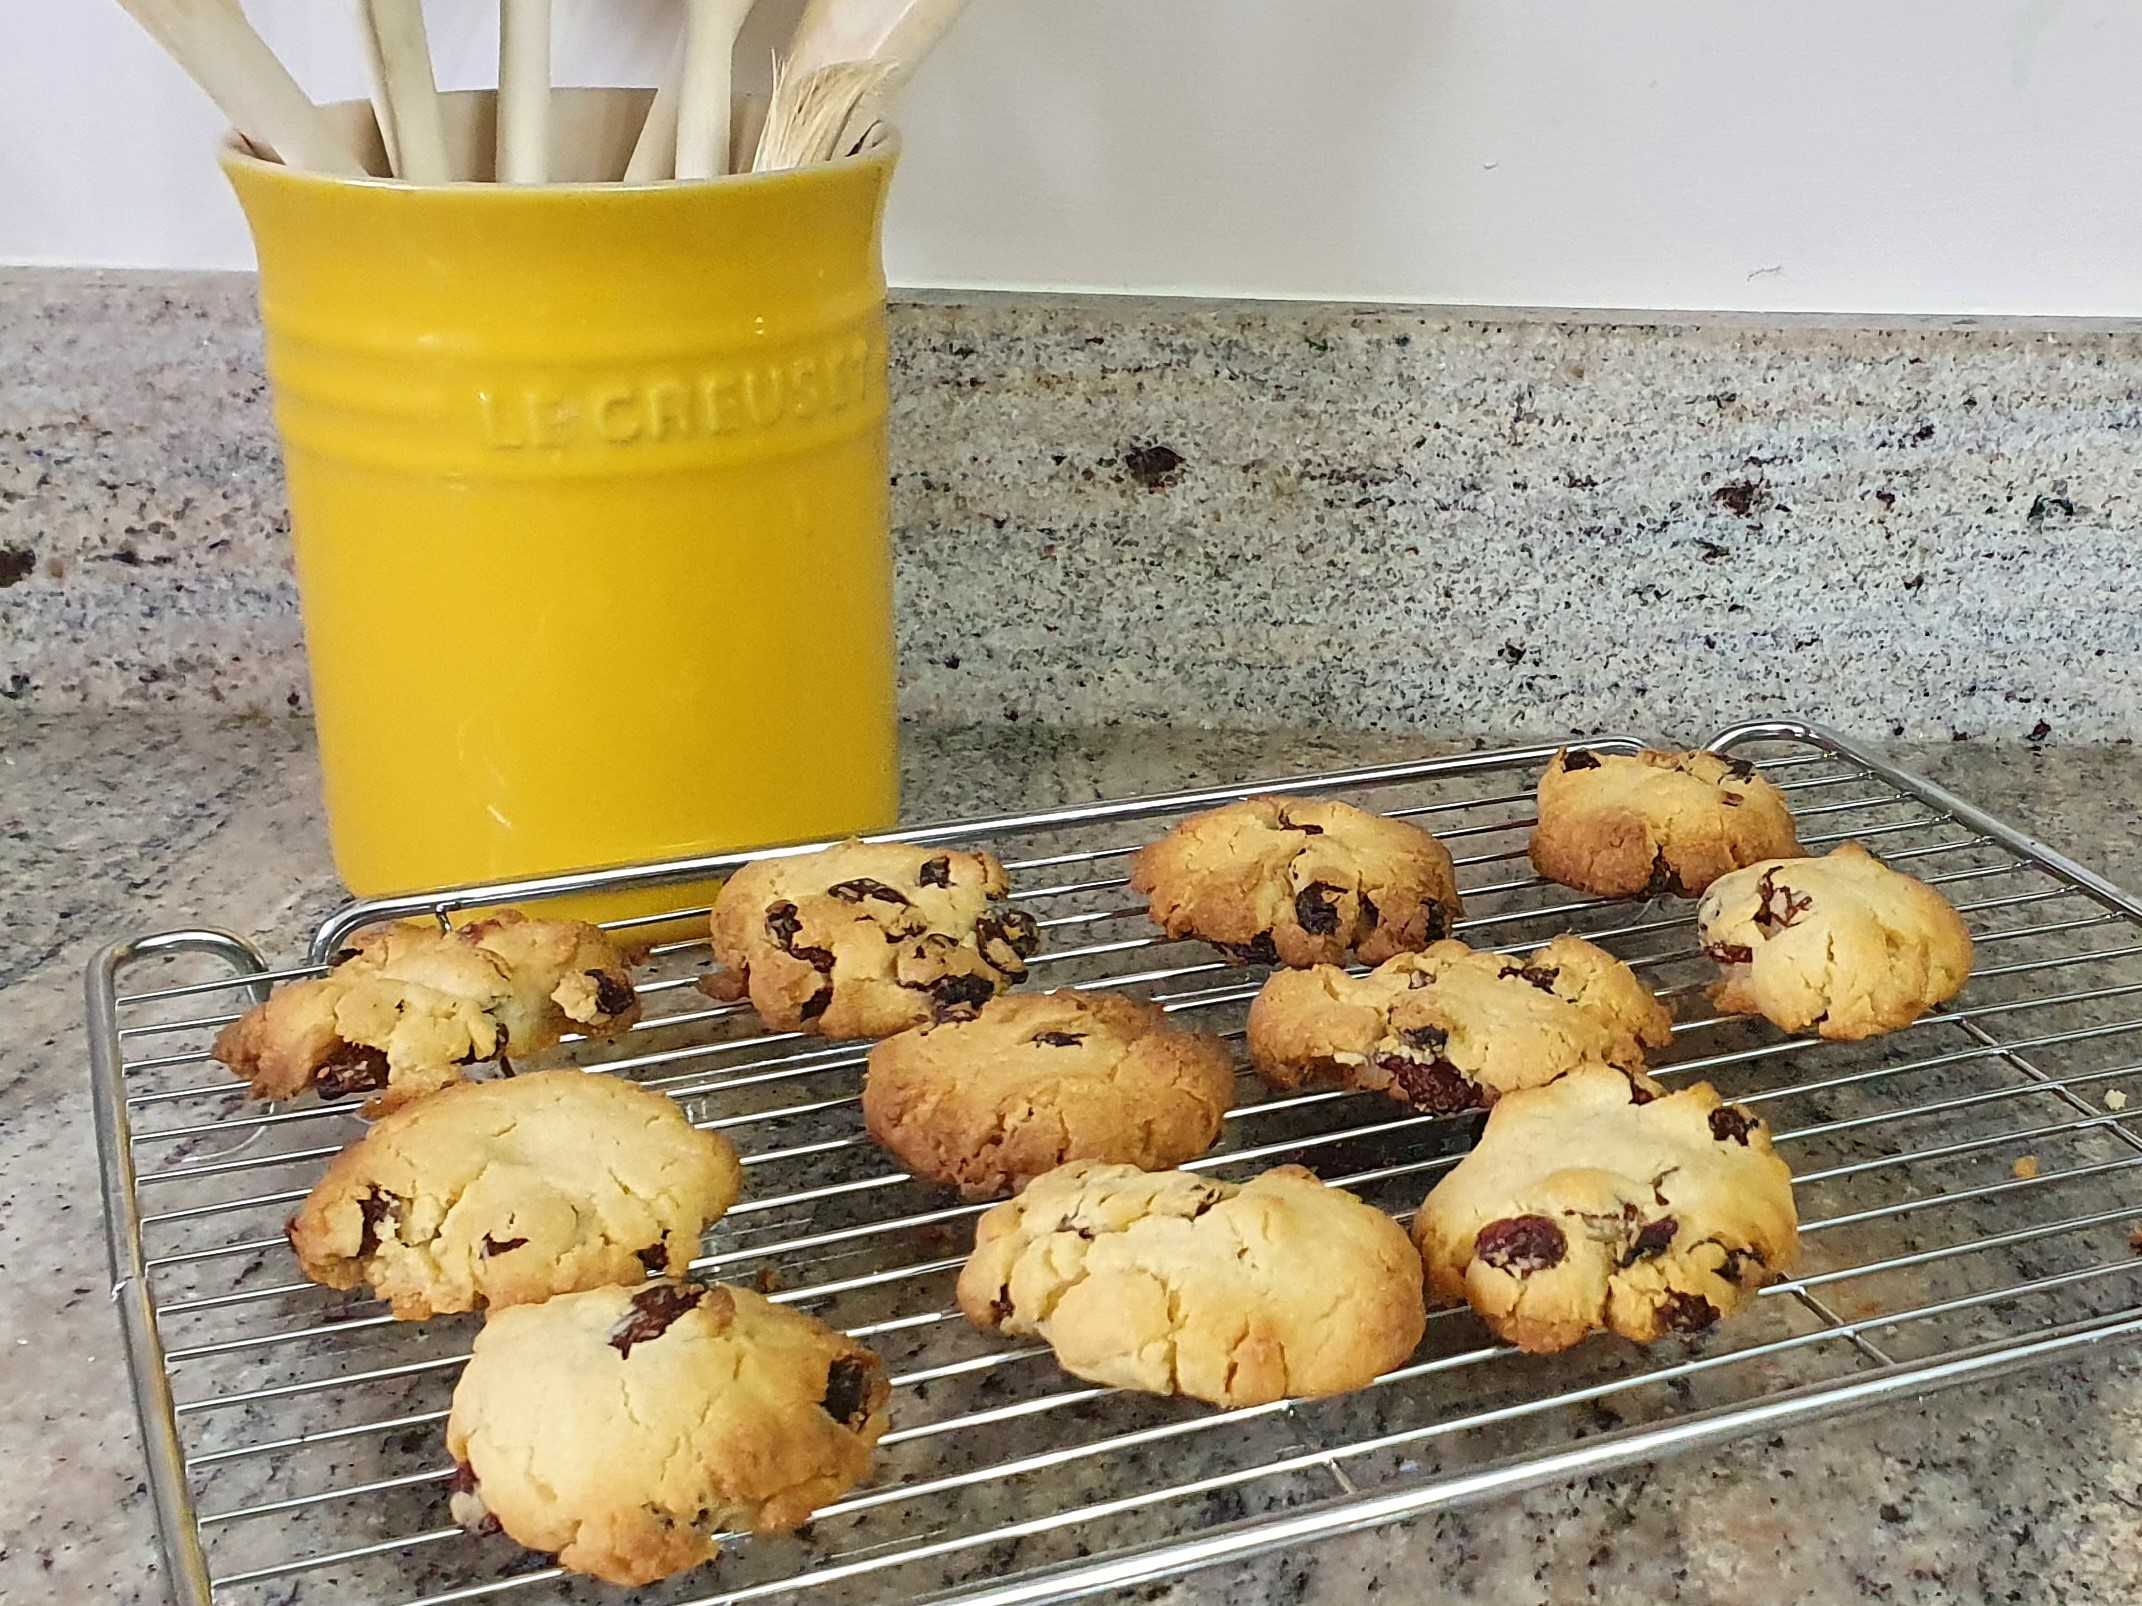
[115,0,971,183]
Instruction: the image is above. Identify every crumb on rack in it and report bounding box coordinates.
[2130,1226,2142,1256]
[2011,1155,2040,1181]
[2106,1089,2129,1111]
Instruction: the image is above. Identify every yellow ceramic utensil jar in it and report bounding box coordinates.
[222,92,899,905]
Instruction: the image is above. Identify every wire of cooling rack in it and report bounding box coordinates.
[90,719,2142,1606]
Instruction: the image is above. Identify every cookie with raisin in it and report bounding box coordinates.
[211,911,641,1114]
[1530,747,1801,899]
[957,1161,1424,1407]
[288,1069,741,1319]
[706,840,1040,1038]
[863,990,1235,1197]
[1129,796,1463,969]
[1246,935,1672,1114]
[1697,840,1972,1040]
[1413,1063,1798,1352]
[446,1281,890,1586]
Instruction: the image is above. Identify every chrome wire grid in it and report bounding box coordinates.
[89,720,2142,1606]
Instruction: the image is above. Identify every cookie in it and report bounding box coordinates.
[1530,748,1802,899]
[1128,796,1463,968]
[957,1161,1424,1407]
[706,840,1040,1038]
[1697,840,1973,1041]
[212,911,641,1114]
[447,1280,890,1586]
[1413,1063,1798,1353]
[863,990,1236,1198]
[287,1070,741,1319]
[1246,934,1673,1114]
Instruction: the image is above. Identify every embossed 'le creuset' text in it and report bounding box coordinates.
[477,334,878,450]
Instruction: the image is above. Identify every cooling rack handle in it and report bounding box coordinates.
[86,929,273,1606]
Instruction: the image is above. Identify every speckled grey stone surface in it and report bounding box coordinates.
[6,269,2142,738]
[6,714,2142,1605]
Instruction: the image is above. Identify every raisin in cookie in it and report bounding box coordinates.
[1247,935,1673,1114]
[1414,1063,1798,1353]
[447,1280,890,1587]
[1530,748,1802,899]
[287,1070,741,1319]
[957,1161,1424,1407]
[1697,840,1973,1041]
[706,840,1039,1038]
[863,990,1236,1198]
[1128,796,1463,968]
[212,911,641,1114]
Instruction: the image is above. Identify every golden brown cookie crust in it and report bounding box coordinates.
[287,1070,742,1319]
[1414,1063,1799,1353]
[862,990,1236,1198]
[1530,748,1802,899]
[1245,935,1673,1113]
[957,1161,1425,1407]
[1128,796,1463,968]
[446,1281,890,1587]
[211,911,641,1114]
[1697,840,1973,1041]
[706,840,1039,1038]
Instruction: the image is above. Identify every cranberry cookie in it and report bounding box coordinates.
[1129,796,1463,968]
[862,990,1236,1198]
[1246,935,1673,1114]
[1414,1063,1798,1353]
[287,1070,741,1319]
[447,1280,890,1587]
[957,1161,1425,1407]
[1697,840,1973,1041]
[212,911,641,1114]
[1530,748,1802,899]
[706,840,1040,1038]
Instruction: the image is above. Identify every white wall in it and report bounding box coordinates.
[5,0,2142,315]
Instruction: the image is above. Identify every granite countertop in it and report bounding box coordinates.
[6,712,2142,1605]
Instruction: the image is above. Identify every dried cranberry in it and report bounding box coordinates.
[1032,1031,1086,1047]
[1505,963,1560,993]
[1215,933,1281,966]
[1475,1215,1567,1274]
[799,985,834,1023]
[637,1243,669,1276]
[791,944,837,974]
[1754,869,1812,931]
[1622,1217,1677,1264]
[1422,901,1451,941]
[1722,756,1757,781]
[315,1041,391,1098]
[356,1187,399,1258]
[1641,851,1689,899]
[1562,750,1602,771]
[765,901,804,949]
[918,856,953,888]
[608,1282,707,1357]
[1294,882,1344,936]
[828,877,910,907]
[589,970,635,1017]
[929,973,997,1020]
[977,908,1042,964]
[480,1234,527,1256]
[1704,942,1755,966]
[1709,1106,1757,1144]
[1380,1055,1482,1114]
[450,1461,479,1497]
[1659,1291,1718,1333]
[819,1355,878,1430]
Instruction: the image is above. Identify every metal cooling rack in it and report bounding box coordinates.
[90,719,2142,1606]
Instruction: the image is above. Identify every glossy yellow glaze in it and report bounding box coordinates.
[223,137,899,910]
